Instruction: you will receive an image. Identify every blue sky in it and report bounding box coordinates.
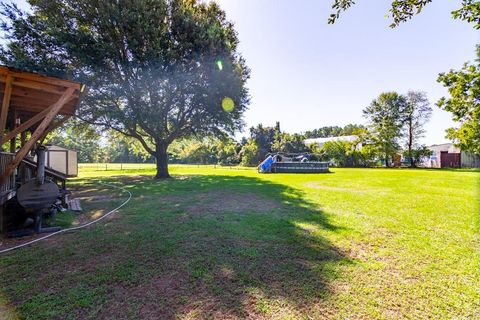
[214,0,479,144]
[13,0,480,145]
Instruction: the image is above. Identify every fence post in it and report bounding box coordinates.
[105,163,107,171]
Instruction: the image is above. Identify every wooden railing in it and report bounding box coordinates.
[0,152,16,198]
[20,158,67,189]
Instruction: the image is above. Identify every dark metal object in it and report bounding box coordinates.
[16,146,60,210]
[21,157,67,189]
[6,208,61,237]
[10,146,62,236]
[36,146,46,185]
[16,179,59,210]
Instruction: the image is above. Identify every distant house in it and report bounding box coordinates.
[304,135,361,150]
[424,143,480,168]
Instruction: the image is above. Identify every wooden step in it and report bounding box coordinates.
[67,198,82,212]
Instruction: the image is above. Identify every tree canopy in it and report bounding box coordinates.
[329,0,480,29]
[45,120,105,163]
[0,0,250,178]
[328,0,479,155]
[363,92,407,166]
[437,45,480,154]
[304,124,365,139]
[403,91,432,166]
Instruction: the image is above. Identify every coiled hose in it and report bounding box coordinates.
[0,181,132,255]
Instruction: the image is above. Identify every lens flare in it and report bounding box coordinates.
[222,97,234,112]
[216,59,223,71]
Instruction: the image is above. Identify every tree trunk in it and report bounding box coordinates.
[154,142,170,179]
[385,147,390,167]
[408,118,414,167]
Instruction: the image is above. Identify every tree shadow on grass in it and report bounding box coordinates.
[0,173,351,319]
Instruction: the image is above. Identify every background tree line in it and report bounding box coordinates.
[1,0,477,174]
[45,88,435,168]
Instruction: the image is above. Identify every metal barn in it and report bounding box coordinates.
[460,152,480,168]
[425,143,480,168]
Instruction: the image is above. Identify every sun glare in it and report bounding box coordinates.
[222,97,234,112]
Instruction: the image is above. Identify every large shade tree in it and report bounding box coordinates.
[0,0,249,178]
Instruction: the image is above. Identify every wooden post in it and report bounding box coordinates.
[20,131,26,147]
[9,108,16,153]
[9,136,15,153]
[0,74,13,138]
[1,87,75,181]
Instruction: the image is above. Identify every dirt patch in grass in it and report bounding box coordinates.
[0,291,19,320]
[98,272,189,320]
[187,191,280,216]
[108,175,157,185]
[78,195,126,203]
[108,174,193,185]
[69,184,120,198]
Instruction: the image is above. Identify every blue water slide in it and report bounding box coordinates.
[258,155,274,173]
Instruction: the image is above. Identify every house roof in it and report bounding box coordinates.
[427,143,453,148]
[427,143,461,153]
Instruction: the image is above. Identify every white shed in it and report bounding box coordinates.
[45,145,78,177]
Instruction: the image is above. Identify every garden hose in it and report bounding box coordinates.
[0,181,132,255]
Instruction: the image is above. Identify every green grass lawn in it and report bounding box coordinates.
[0,166,479,319]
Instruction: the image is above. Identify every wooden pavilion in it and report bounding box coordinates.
[0,66,84,234]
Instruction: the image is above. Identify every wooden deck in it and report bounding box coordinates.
[0,152,15,234]
[0,66,83,186]
[0,152,15,205]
